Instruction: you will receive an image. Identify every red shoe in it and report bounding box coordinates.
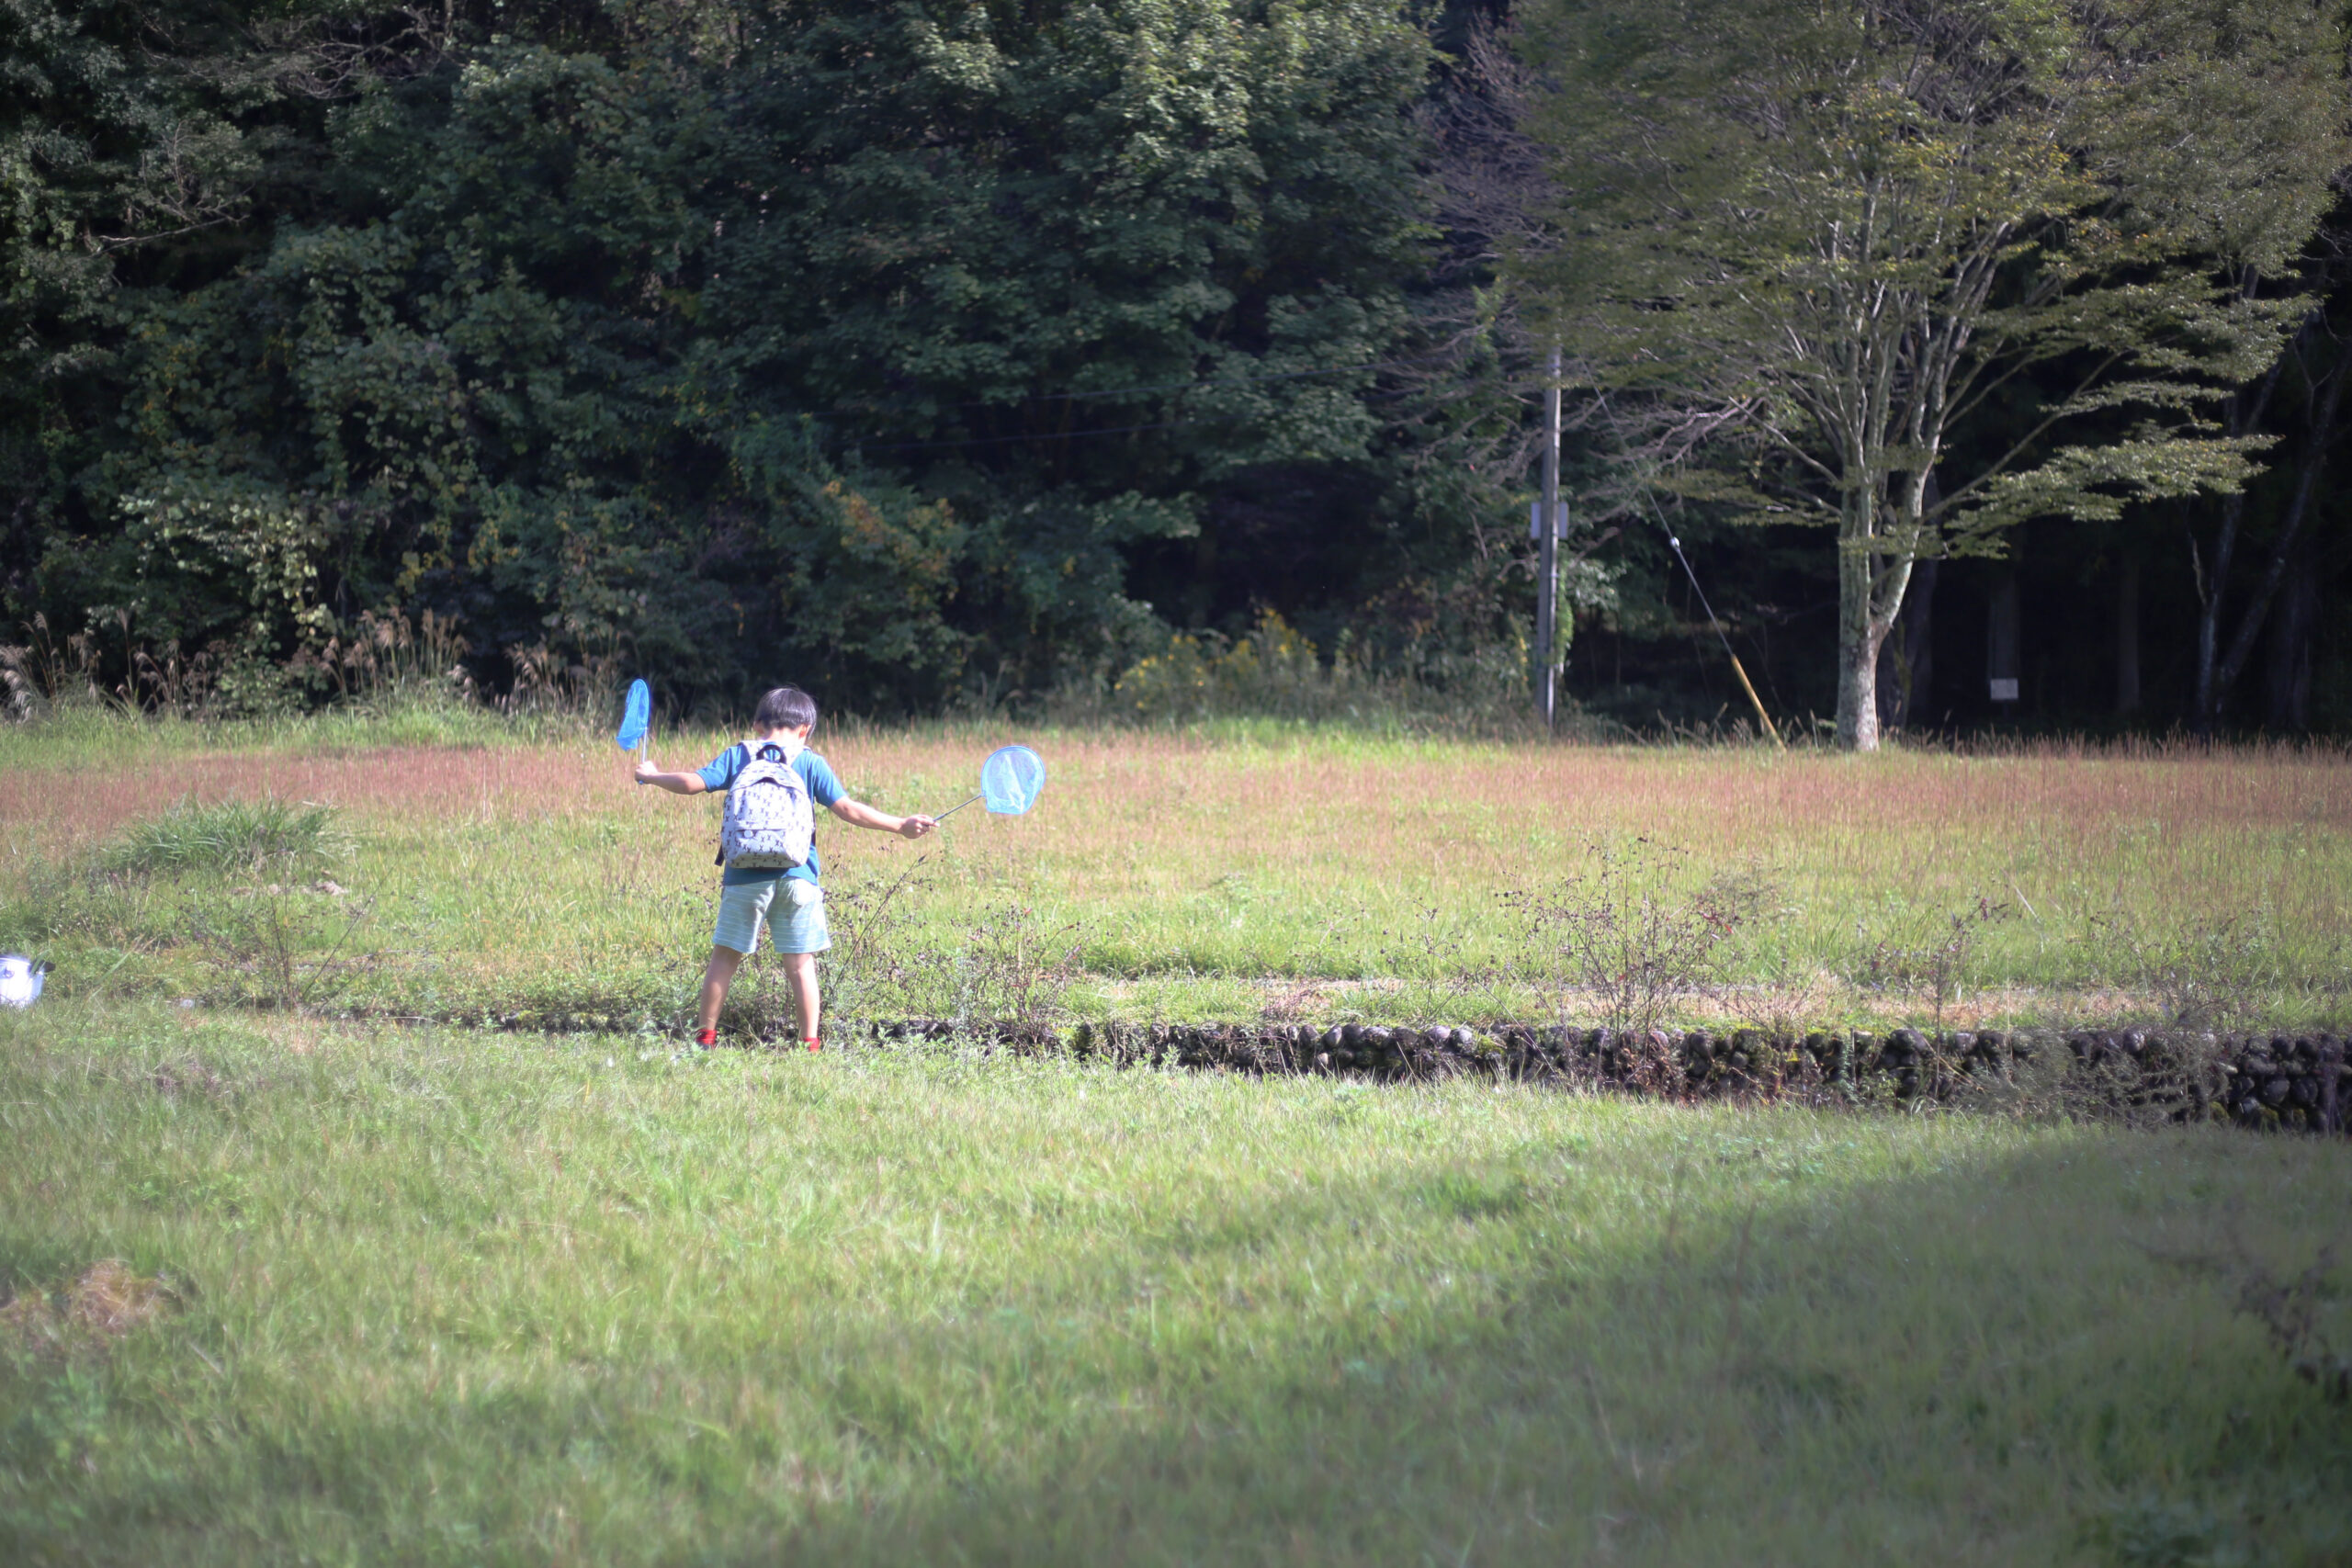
[803,1037,821,1053]
[695,1028,718,1051]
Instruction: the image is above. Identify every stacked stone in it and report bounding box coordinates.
[1055,1021,1488,1077]
[2211,1032,2345,1132]
[466,1009,2345,1137]
[832,1019,2348,1135]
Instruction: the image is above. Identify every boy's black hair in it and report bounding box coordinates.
[753,685,819,733]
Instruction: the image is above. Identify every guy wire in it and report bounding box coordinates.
[1641,491,1786,750]
[1585,381,1786,750]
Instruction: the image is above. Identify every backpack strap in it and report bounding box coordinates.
[716,741,752,867]
[752,729,806,764]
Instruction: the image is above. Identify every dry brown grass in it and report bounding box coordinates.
[6,728,2346,1018]
[8,730,2343,852]
[0,744,605,852]
[0,1260,172,1357]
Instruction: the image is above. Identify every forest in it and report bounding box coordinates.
[3,0,2346,741]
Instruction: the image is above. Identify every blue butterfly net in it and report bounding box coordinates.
[615,679,650,750]
[979,744,1046,815]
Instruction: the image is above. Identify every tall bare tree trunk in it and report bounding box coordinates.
[2115,555,2141,716]
[1836,623,1884,750]
[2190,308,2299,732]
[2266,552,2315,730]
[1838,552,1917,750]
[1837,540,1884,750]
[1835,454,1928,750]
[2209,356,2345,719]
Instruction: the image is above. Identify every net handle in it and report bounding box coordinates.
[933,793,983,821]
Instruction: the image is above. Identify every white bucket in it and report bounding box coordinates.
[0,954,44,1008]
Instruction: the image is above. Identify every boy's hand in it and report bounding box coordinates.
[898,815,936,840]
[635,758,705,795]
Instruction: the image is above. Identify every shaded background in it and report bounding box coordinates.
[2,0,2344,734]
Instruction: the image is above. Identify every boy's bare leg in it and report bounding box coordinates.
[696,946,746,1035]
[780,952,820,1043]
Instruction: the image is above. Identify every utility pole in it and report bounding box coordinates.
[1535,346,1563,730]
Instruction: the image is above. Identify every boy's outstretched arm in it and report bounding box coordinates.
[831,797,935,840]
[634,757,707,795]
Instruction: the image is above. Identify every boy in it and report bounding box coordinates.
[634,685,933,1050]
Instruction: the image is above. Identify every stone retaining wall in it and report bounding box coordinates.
[851,1019,2349,1134]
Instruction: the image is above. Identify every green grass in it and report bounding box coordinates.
[3,998,2347,1565]
[5,716,2348,1560]
[0,692,546,770]
[3,712,2347,1032]
[96,797,345,880]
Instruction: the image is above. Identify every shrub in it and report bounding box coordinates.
[100,798,345,880]
[1109,611,1347,723]
[1506,838,1761,1043]
[2089,907,2282,1032]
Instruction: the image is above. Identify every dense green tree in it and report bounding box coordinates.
[51,0,1438,712]
[2,0,256,607]
[1504,0,2346,749]
[1,0,474,649]
[102,38,726,683]
[15,0,2347,734]
[2186,210,2352,732]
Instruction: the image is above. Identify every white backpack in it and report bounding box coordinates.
[719,740,814,871]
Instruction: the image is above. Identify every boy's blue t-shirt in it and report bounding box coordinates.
[698,743,844,886]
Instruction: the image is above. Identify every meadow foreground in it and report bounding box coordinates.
[2,998,2348,1566]
[3,718,2349,1563]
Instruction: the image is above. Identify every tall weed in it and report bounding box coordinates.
[285,606,478,711]
[1506,838,1761,1038]
[1060,606,1562,736]
[0,613,110,721]
[1844,895,2016,1030]
[744,856,941,1030]
[100,798,345,880]
[2089,907,2283,1032]
[735,863,1089,1038]
[185,885,378,1013]
[945,902,1089,1032]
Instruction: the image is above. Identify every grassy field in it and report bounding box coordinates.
[0,707,2346,1031]
[3,998,2349,1566]
[4,711,2351,1562]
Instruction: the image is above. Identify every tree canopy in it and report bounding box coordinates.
[1505,0,2346,747]
[4,0,2351,737]
[7,0,1457,714]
